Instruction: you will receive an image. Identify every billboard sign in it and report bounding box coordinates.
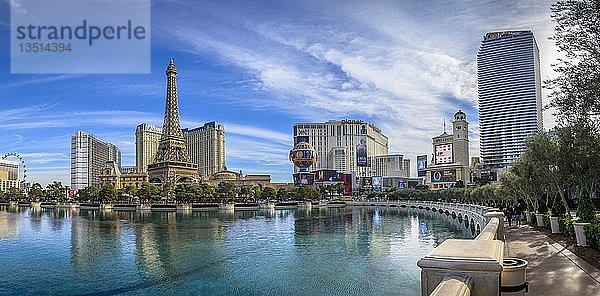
[356,135,368,167]
[315,170,343,182]
[372,176,382,193]
[417,155,427,177]
[294,135,309,145]
[293,173,315,186]
[360,177,372,189]
[343,174,353,196]
[407,180,419,188]
[431,170,456,183]
[435,143,453,164]
[398,179,405,189]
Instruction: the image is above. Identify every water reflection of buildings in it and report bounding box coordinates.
[292,206,473,261]
[415,209,473,245]
[293,207,397,258]
[70,210,123,272]
[0,207,19,240]
[132,211,230,279]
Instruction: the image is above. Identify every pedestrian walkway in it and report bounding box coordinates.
[505,225,600,295]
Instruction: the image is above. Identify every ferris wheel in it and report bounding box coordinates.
[1,153,27,183]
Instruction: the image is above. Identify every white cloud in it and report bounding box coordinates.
[158,0,558,178]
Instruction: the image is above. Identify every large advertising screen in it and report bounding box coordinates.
[431,170,456,183]
[360,177,372,189]
[398,179,405,189]
[372,176,382,193]
[315,170,343,182]
[294,135,309,145]
[343,174,353,196]
[435,143,453,164]
[417,155,427,177]
[293,173,315,186]
[356,135,368,167]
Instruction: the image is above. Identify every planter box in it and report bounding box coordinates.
[573,222,590,247]
[550,216,561,233]
[535,214,545,227]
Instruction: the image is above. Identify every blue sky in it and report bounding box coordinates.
[0,0,558,186]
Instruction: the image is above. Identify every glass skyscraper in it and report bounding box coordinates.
[70,131,121,190]
[477,31,542,171]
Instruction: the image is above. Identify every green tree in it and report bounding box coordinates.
[198,183,214,201]
[138,182,160,203]
[334,183,346,196]
[286,188,298,200]
[162,181,175,202]
[28,183,44,201]
[122,184,137,198]
[239,186,252,202]
[307,188,322,201]
[251,185,263,202]
[216,182,237,202]
[521,133,572,217]
[175,183,197,204]
[548,0,600,122]
[99,183,117,203]
[80,186,100,202]
[577,188,596,223]
[261,187,276,200]
[45,181,65,201]
[5,187,23,201]
[551,194,566,217]
[296,186,310,200]
[276,188,287,201]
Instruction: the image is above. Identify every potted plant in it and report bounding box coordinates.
[525,202,534,223]
[574,189,596,246]
[549,195,565,233]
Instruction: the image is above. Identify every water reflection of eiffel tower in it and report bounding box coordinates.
[148,59,198,184]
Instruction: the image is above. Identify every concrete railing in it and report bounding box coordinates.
[387,200,506,296]
[430,275,474,296]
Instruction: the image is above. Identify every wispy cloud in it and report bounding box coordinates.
[0,109,162,130]
[159,0,556,167]
[0,0,559,185]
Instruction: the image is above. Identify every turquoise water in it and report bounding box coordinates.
[0,206,471,296]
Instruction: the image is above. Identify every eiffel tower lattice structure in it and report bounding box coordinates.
[147,59,198,185]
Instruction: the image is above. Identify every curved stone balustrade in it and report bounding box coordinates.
[350,200,500,239]
[349,200,505,296]
[430,275,474,296]
[406,200,504,296]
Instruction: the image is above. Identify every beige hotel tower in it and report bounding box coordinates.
[425,110,470,189]
[136,122,226,178]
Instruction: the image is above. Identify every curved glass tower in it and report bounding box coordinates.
[477,31,542,170]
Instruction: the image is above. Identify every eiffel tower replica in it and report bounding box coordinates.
[147,59,198,184]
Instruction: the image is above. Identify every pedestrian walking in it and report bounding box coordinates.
[514,202,523,226]
[506,205,514,227]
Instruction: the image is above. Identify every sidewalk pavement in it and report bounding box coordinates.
[504,225,600,296]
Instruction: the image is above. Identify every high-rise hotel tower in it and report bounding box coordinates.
[71,131,121,190]
[477,31,542,171]
[135,123,162,173]
[136,122,226,178]
[292,120,389,175]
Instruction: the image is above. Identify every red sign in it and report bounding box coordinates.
[343,174,353,196]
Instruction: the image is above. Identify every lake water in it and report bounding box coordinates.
[0,206,471,296]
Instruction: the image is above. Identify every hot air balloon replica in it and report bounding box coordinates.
[289,142,317,186]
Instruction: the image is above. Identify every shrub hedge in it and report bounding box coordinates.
[542,213,551,230]
[558,217,575,239]
[577,189,596,223]
[585,223,600,250]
